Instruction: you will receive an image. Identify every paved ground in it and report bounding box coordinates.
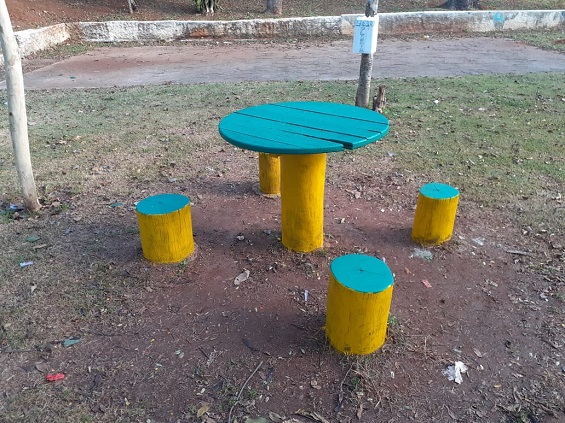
[14,37,565,89]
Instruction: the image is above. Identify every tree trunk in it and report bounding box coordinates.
[265,0,283,15]
[127,0,138,14]
[194,0,216,15]
[0,0,41,211]
[355,0,379,108]
[355,53,373,108]
[439,0,481,10]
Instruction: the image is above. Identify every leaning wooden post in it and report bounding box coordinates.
[354,0,379,108]
[0,0,40,211]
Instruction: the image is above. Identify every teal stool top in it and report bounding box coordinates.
[136,193,190,215]
[330,254,394,294]
[420,182,459,200]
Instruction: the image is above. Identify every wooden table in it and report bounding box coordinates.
[219,101,389,252]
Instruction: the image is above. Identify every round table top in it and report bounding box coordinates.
[218,101,389,155]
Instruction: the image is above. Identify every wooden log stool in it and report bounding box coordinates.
[325,254,394,355]
[258,152,280,195]
[411,182,459,246]
[136,193,195,263]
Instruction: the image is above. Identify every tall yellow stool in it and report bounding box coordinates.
[411,182,459,246]
[258,153,280,195]
[136,193,195,263]
[325,254,394,355]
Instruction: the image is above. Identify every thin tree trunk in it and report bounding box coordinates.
[355,53,373,108]
[266,0,283,15]
[0,0,41,211]
[127,0,138,14]
[355,0,379,108]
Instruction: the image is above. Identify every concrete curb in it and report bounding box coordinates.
[7,10,565,58]
[14,23,72,57]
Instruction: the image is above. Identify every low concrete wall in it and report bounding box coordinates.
[77,16,347,42]
[14,23,71,57]
[77,10,565,42]
[6,10,565,57]
[373,10,565,33]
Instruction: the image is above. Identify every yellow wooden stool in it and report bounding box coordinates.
[411,182,459,246]
[325,254,394,355]
[258,153,280,195]
[136,193,195,263]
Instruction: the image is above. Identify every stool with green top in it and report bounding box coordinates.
[136,193,195,263]
[325,254,394,355]
[411,182,460,245]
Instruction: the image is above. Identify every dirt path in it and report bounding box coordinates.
[17,37,565,89]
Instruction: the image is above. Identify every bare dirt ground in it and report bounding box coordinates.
[1,1,564,423]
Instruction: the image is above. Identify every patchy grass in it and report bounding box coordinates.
[10,73,562,230]
[501,28,565,52]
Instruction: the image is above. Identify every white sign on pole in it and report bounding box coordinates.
[352,16,379,55]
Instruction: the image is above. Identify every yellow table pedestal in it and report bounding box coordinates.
[280,153,326,252]
[411,182,460,246]
[259,153,280,195]
[136,193,195,263]
[326,254,394,355]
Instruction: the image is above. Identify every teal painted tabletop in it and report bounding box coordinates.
[218,101,389,155]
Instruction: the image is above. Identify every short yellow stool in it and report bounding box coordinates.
[411,182,459,246]
[136,193,195,263]
[325,254,394,355]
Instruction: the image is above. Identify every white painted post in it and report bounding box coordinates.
[0,0,40,211]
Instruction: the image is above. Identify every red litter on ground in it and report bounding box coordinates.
[421,279,432,288]
[46,373,65,382]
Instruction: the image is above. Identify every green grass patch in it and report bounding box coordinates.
[498,29,565,52]
[7,73,562,228]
